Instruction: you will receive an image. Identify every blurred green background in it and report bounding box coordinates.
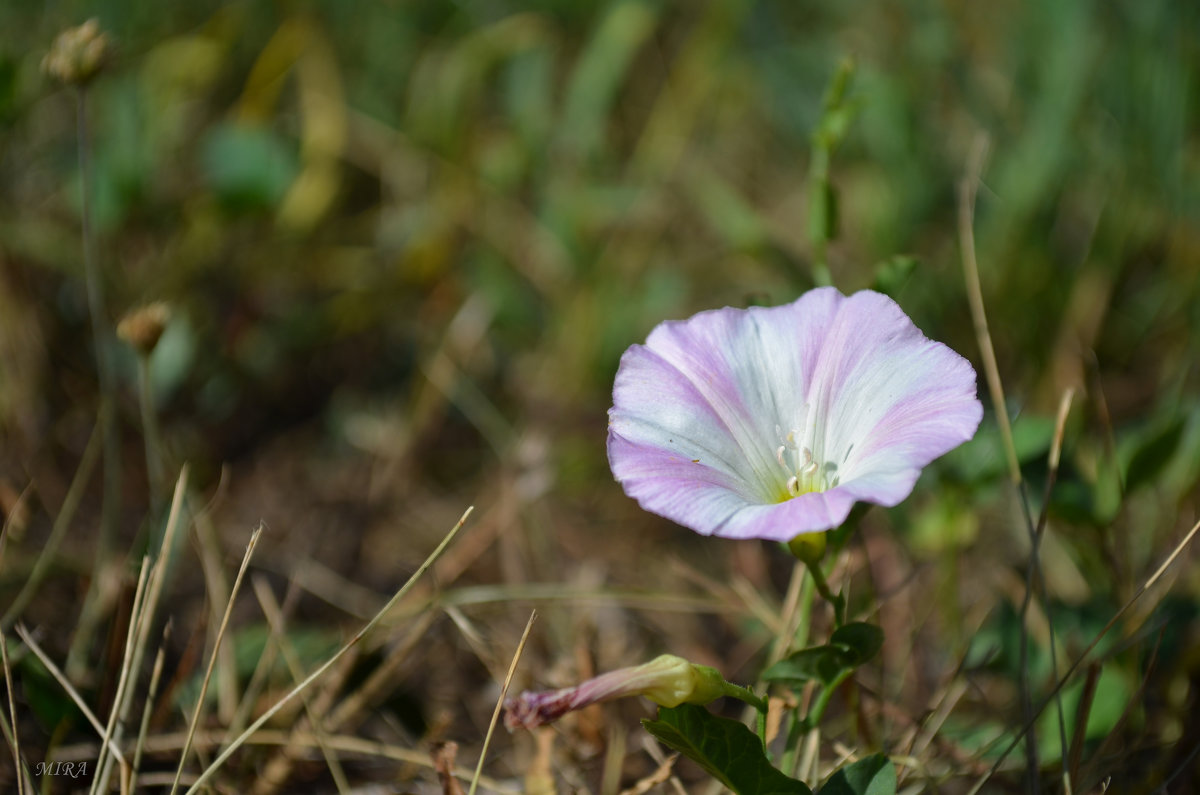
[1,0,1198,791]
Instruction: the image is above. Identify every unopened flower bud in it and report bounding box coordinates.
[117,302,171,356]
[43,19,111,86]
[504,654,729,730]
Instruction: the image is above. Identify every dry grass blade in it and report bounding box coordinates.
[434,583,730,614]
[618,752,678,795]
[54,728,523,793]
[326,609,437,733]
[908,678,969,769]
[13,624,128,769]
[967,515,1200,794]
[252,574,351,795]
[0,483,29,570]
[957,131,1019,485]
[1,626,30,795]
[468,609,537,795]
[106,464,191,771]
[170,524,262,795]
[768,561,809,666]
[433,741,467,795]
[225,579,300,741]
[130,621,171,793]
[90,555,152,795]
[1,419,102,629]
[1066,663,1100,783]
[182,505,474,795]
[193,507,238,724]
[960,133,1074,791]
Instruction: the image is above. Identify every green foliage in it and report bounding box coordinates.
[868,256,918,299]
[1,0,1198,791]
[644,704,812,795]
[818,755,896,795]
[12,646,83,732]
[763,623,884,688]
[1122,415,1187,494]
[202,123,299,212]
[646,705,898,795]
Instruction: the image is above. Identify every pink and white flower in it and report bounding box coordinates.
[504,655,726,730]
[607,288,983,541]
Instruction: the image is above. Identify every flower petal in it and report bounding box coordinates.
[805,291,983,502]
[608,288,982,540]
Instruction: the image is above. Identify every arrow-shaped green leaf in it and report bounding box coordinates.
[643,704,812,795]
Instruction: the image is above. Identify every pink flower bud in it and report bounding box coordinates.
[505,655,727,730]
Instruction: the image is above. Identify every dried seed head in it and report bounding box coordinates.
[43,19,111,86]
[117,302,171,356]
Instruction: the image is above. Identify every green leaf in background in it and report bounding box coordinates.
[762,645,854,687]
[817,754,896,795]
[807,179,839,245]
[830,623,884,666]
[558,0,657,159]
[1122,415,1186,494]
[763,623,884,687]
[940,413,1057,486]
[14,647,84,732]
[202,122,298,212]
[643,704,812,795]
[909,491,980,553]
[869,255,918,298]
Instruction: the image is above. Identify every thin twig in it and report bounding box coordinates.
[170,525,262,795]
[326,610,438,733]
[967,515,1200,794]
[91,556,152,795]
[958,132,1018,485]
[252,575,352,795]
[1,627,28,795]
[183,506,474,795]
[53,728,521,793]
[95,467,190,794]
[959,132,1064,791]
[1007,387,1076,795]
[469,610,537,795]
[2,416,103,630]
[192,507,237,724]
[225,579,300,742]
[13,625,128,769]
[130,621,171,793]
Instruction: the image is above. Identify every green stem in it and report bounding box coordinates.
[780,710,804,774]
[802,557,845,628]
[803,670,852,732]
[782,670,854,777]
[793,573,817,653]
[720,681,767,714]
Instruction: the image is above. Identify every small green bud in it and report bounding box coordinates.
[634,655,728,708]
[787,530,827,564]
